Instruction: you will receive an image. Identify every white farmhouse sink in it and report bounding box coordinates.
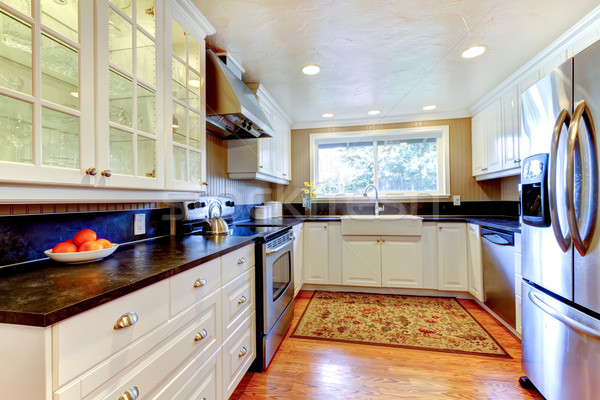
[340,215,423,236]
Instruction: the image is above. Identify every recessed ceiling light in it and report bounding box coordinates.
[188,79,201,88]
[368,110,380,115]
[302,64,321,75]
[70,91,79,98]
[462,45,487,59]
[321,113,334,118]
[422,105,437,111]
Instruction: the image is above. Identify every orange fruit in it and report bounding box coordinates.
[64,239,74,244]
[52,242,78,253]
[96,238,112,249]
[78,240,103,252]
[73,229,97,246]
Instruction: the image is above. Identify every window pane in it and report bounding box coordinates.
[41,34,79,109]
[317,141,374,194]
[0,94,32,163]
[171,21,186,60]
[137,83,155,135]
[109,8,133,73]
[188,34,201,72]
[172,57,186,102]
[188,69,201,111]
[0,10,32,95]
[42,108,79,169]
[189,110,202,149]
[189,150,201,183]
[137,136,155,177]
[109,127,133,175]
[172,101,187,145]
[137,31,155,85]
[377,138,438,192]
[136,0,155,37]
[173,145,186,181]
[4,0,30,16]
[41,0,78,43]
[110,0,132,18]
[109,69,133,127]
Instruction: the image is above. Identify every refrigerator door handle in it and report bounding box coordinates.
[529,291,600,340]
[566,100,599,256]
[549,109,572,252]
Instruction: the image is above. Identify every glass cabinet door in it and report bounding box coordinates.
[0,0,94,185]
[96,0,164,189]
[166,5,207,191]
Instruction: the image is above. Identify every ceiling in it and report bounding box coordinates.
[193,0,600,129]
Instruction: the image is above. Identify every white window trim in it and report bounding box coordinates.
[309,126,451,200]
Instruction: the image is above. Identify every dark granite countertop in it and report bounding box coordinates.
[0,234,256,327]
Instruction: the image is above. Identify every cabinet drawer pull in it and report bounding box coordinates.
[193,278,207,288]
[238,295,247,305]
[237,257,247,265]
[85,167,97,176]
[101,169,112,177]
[238,346,248,357]
[194,328,208,342]
[118,386,139,400]
[114,312,138,330]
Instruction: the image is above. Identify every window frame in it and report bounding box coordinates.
[309,126,451,200]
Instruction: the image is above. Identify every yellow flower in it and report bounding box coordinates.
[302,188,309,194]
[304,181,310,187]
[310,192,317,198]
[310,182,316,188]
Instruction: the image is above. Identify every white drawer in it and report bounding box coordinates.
[53,279,170,388]
[222,312,256,399]
[171,258,221,316]
[83,291,221,400]
[222,244,254,285]
[222,268,255,339]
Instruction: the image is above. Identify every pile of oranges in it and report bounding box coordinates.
[52,229,113,253]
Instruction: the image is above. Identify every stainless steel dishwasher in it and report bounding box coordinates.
[481,227,516,328]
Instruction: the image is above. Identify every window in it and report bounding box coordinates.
[310,126,450,198]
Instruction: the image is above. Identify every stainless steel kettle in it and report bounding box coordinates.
[201,202,230,235]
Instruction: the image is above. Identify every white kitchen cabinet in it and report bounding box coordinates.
[381,236,424,288]
[515,232,522,335]
[471,98,503,177]
[228,83,291,185]
[466,223,484,302]
[421,222,439,289]
[501,87,521,170]
[437,223,469,291]
[303,222,329,284]
[292,223,304,296]
[327,221,343,285]
[341,235,381,287]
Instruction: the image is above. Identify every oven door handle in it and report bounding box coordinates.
[266,237,295,255]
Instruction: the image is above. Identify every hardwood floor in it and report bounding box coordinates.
[231,290,544,400]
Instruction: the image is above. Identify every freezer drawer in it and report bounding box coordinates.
[522,281,600,400]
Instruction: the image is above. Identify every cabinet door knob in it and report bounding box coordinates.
[193,277,207,288]
[114,312,138,330]
[238,295,247,305]
[118,386,139,400]
[376,239,380,243]
[238,346,248,357]
[237,257,247,265]
[194,328,208,342]
[202,181,208,186]
[85,167,97,176]
[101,169,112,177]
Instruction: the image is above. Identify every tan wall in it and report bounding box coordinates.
[500,175,521,201]
[271,118,502,203]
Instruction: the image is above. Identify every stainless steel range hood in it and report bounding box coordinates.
[205,49,273,139]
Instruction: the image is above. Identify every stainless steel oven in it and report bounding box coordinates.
[254,228,295,370]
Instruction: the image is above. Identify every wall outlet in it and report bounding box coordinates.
[453,195,461,206]
[134,213,146,235]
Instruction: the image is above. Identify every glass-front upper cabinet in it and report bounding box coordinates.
[165,2,211,191]
[96,0,164,189]
[0,0,94,185]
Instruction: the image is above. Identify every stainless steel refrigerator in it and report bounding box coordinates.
[520,40,600,400]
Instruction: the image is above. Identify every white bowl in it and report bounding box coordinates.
[44,244,119,264]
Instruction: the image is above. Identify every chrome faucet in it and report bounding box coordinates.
[363,184,384,216]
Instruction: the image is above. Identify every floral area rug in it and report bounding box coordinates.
[291,291,510,358]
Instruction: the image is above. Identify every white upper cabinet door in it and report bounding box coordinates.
[471,112,486,176]
[466,223,484,302]
[437,223,468,291]
[501,87,521,170]
[0,0,95,186]
[485,98,503,174]
[95,0,165,189]
[303,222,330,284]
[341,236,381,287]
[381,236,423,289]
[164,0,210,191]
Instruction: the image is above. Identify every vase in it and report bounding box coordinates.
[302,197,311,216]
